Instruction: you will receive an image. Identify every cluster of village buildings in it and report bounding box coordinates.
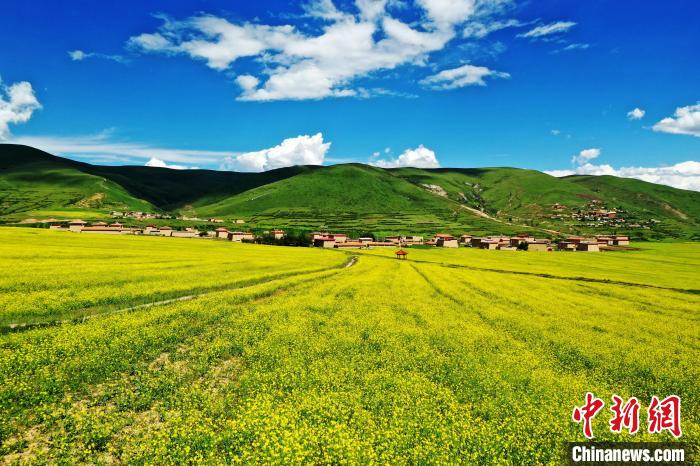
[547,202,657,230]
[51,220,629,252]
[311,232,629,252]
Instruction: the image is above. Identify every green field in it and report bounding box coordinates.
[1,228,698,463]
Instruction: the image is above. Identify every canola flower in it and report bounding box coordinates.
[0,228,698,464]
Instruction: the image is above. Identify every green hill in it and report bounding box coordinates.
[81,164,315,210]
[0,144,698,238]
[566,175,700,239]
[0,144,154,219]
[390,167,600,216]
[192,163,516,235]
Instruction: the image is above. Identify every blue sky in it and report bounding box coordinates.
[1,0,699,189]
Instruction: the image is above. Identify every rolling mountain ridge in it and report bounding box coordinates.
[1,144,698,239]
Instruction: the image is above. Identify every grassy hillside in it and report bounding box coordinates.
[0,144,314,216]
[1,144,697,238]
[0,145,154,219]
[193,164,521,235]
[391,167,700,238]
[566,174,700,239]
[82,164,315,210]
[390,167,598,216]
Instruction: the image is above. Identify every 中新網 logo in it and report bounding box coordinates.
[572,392,681,439]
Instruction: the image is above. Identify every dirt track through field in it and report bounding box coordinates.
[2,255,359,334]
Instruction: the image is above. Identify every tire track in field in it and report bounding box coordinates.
[2,256,357,334]
[367,252,699,295]
[409,262,607,377]
[1,271,341,459]
[410,261,695,397]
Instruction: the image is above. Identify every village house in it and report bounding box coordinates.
[507,235,550,251]
[403,235,424,245]
[68,219,87,232]
[526,241,550,252]
[358,237,374,243]
[512,233,535,243]
[459,234,472,244]
[228,231,255,242]
[596,235,614,245]
[479,240,501,250]
[577,242,600,252]
[159,226,173,237]
[271,229,285,240]
[312,232,348,243]
[434,234,459,248]
[558,241,578,251]
[215,227,230,239]
[334,241,366,249]
[313,237,337,248]
[469,237,484,248]
[330,233,347,243]
[385,235,402,244]
[144,225,160,235]
[171,229,199,238]
[80,226,129,235]
[611,235,630,246]
[49,224,64,230]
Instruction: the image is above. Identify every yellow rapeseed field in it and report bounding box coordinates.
[0,228,698,464]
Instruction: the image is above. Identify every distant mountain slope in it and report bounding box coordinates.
[82,164,316,210]
[0,144,320,217]
[566,175,700,237]
[389,167,600,216]
[0,144,154,217]
[192,164,515,234]
[1,144,698,238]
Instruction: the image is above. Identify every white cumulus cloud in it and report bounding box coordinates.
[69,50,88,61]
[235,74,260,92]
[462,19,523,39]
[127,1,512,101]
[420,64,510,89]
[68,50,127,63]
[144,157,191,170]
[627,107,645,120]
[547,146,700,191]
[547,161,700,192]
[0,79,42,140]
[571,148,601,165]
[518,21,576,38]
[371,144,440,168]
[652,103,700,137]
[221,133,330,172]
[544,169,574,177]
